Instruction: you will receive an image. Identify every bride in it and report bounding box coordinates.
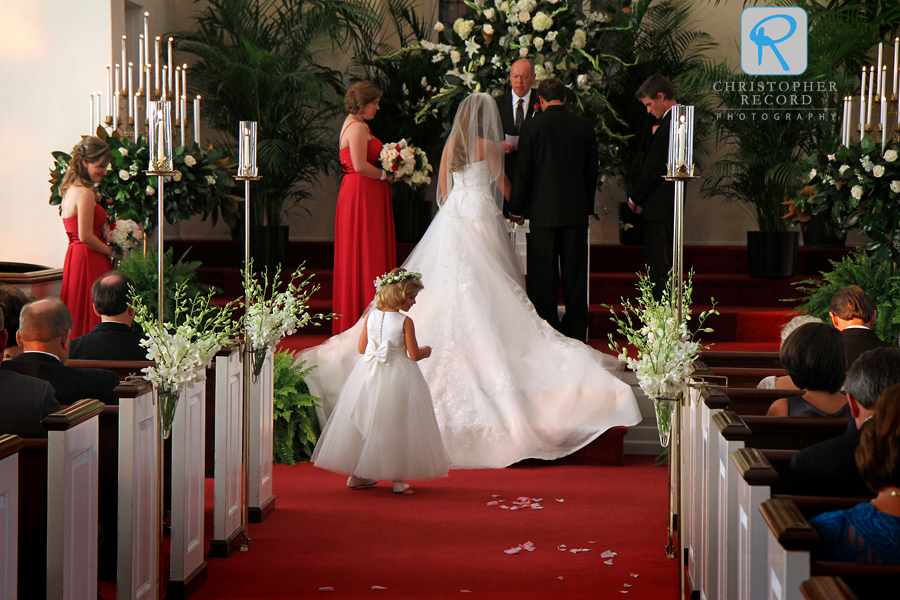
[302,93,640,469]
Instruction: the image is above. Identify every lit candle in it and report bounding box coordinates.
[90,93,95,134]
[243,128,251,169]
[121,36,127,91]
[146,63,152,107]
[127,62,134,120]
[106,65,112,120]
[167,37,174,99]
[179,96,186,147]
[96,92,102,132]
[182,63,187,100]
[194,95,201,146]
[174,66,181,121]
[161,65,168,99]
[138,35,144,93]
[867,66,874,126]
[877,43,883,97]
[157,118,165,166]
[677,116,686,165]
[881,71,887,151]
[859,66,866,133]
[143,12,150,56]
[155,37,161,96]
[894,38,899,98]
[133,93,140,142]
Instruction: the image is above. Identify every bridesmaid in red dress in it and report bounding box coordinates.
[58,137,114,338]
[332,82,397,334]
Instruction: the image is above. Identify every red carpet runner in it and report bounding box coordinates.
[190,457,676,599]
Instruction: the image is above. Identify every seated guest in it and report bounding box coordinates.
[767,322,849,417]
[810,383,900,564]
[0,307,60,438]
[757,314,823,390]
[790,347,900,498]
[830,285,890,369]
[0,284,33,360]
[1,299,119,406]
[70,271,148,361]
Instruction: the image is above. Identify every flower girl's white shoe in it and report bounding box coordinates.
[347,476,377,489]
[392,481,410,494]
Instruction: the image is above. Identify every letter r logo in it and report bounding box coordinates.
[741,7,807,75]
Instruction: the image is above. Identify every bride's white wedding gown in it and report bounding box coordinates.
[302,160,641,469]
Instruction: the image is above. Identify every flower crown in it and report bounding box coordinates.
[374,270,422,292]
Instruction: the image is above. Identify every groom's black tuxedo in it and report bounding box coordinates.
[495,91,537,214]
[510,104,597,341]
[627,111,675,300]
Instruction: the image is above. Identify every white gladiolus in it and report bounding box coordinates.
[465,39,481,58]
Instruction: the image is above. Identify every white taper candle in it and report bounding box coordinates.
[194,96,201,146]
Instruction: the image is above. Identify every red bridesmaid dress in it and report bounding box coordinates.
[61,203,112,338]
[332,126,396,334]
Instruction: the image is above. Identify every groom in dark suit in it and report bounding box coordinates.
[628,75,677,300]
[496,58,537,215]
[509,77,598,341]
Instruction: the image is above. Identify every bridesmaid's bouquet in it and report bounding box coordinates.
[380,139,432,186]
[104,218,143,256]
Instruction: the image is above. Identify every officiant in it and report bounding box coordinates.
[496,58,537,216]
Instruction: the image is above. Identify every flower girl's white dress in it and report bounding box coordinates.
[311,309,451,481]
[304,160,642,469]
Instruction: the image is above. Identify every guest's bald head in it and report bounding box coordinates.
[18,299,73,343]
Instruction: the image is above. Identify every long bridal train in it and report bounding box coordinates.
[302,161,640,469]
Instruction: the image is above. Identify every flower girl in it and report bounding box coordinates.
[311,269,450,493]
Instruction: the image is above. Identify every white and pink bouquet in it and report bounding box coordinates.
[380,139,432,187]
[103,218,143,260]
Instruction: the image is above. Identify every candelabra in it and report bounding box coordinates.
[663,105,699,600]
[236,121,261,552]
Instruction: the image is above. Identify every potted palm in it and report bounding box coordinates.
[174,0,378,268]
[687,5,874,277]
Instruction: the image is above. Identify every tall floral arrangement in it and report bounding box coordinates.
[131,283,241,437]
[786,137,900,264]
[49,131,236,237]
[607,272,716,446]
[397,0,635,183]
[243,262,332,376]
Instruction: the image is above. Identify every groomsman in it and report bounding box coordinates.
[628,75,677,301]
[496,58,537,215]
[509,77,597,341]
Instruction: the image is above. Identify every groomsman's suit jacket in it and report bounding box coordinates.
[2,351,120,406]
[789,420,873,499]
[495,91,538,211]
[70,321,148,361]
[841,327,890,370]
[0,369,60,438]
[628,111,675,223]
[508,104,597,226]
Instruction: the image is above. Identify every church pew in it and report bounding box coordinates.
[731,448,870,600]
[761,498,900,600]
[167,378,208,599]
[724,388,804,416]
[710,366,789,389]
[0,435,25,599]
[67,359,153,381]
[18,399,104,600]
[248,347,275,522]
[800,576,859,600]
[208,346,244,558]
[700,350,782,370]
[711,412,847,600]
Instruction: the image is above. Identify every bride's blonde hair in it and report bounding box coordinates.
[375,268,424,310]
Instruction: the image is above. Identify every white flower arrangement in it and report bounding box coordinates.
[380,139,433,188]
[886,149,898,162]
[608,271,717,445]
[131,284,241,437]
[184,155,197,167]
[243,261,331,376]
[119,169,130,180]
[874,165,885,178]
